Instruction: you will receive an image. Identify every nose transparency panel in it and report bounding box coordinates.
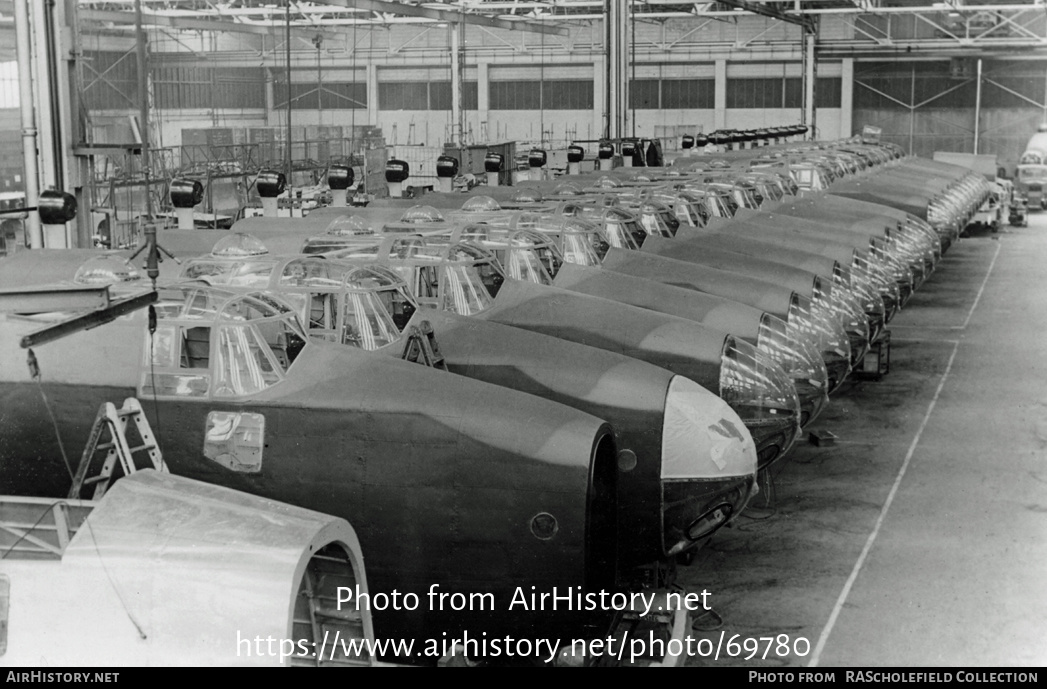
[720,337,802,469]
[757,313,829,427]
[661,375,757,554]
[662,376,757,480]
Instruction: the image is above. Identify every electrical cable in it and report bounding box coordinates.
[537,15,545,147]
[147,304,163,449]
[27,348,74,481]
[350,11,359,187]
[80,515,148,639]
[736,467,779,525]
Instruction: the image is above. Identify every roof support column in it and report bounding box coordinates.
[714,58,727,130]
[605,0,629,139]
[366,63,378,128]
[593,55,606,141]
[451,20,463,146]
[973,58,982,154]
[14,0,42,249]
[477,60,489,135]
[840,57,853,139]
[803,31,816,139]
[135,0,154,222]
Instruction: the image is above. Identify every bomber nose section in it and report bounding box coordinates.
[818,282,871,368]
[786,293,852,394]
[660,376,757,557]
[845,272,888,343]
[718,337,802,470]
[854,259,901,322]
[756,313,829,428]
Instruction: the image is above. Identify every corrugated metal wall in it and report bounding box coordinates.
[82,51,139,111]
[153,65,266,110]
[272,68,367,110]
[980,60,1047,170]
[629,78,714,110]
[488,80,594,110]
[378,81,478,110]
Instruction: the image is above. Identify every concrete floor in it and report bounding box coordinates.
[681,213,1047,668]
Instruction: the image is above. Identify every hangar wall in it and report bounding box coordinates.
[852,59,1047,173]
[64,16,1047,172]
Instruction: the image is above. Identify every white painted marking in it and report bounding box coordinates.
[807,340,961,668]
[888,240,1001,331]
[961,241,1002,330]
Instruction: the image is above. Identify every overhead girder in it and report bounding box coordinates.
[714,0,817,31]
[76,0,570,36]
[78,7,341,40]
[59,0,1047,57]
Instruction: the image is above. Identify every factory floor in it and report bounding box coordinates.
[681,212,1047,668]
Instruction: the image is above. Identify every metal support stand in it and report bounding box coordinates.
[855,329,891,381]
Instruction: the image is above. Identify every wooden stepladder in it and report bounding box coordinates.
[68,398,167,500]
[400,320,447,371]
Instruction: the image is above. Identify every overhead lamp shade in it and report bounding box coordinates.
[327,165,354,190]
[256,170,286,198]
[39,189,77,224]
[484,152,504,173]
[385,159,410,183]
[170,178,204,209]
[436,155,460,178]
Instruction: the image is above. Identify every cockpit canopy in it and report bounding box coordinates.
[322,235,506,316]
[144,286,306,399]
[177,249,420,350]
[182,256,281,287]
[552,182,584,197]
[400,205,446,224]
[511,188,544,204]
[569,205,647,249]
[455,225,564,283]
[211,232,269,258]
[327,215,377,236]
[460,196,502,213]
[74,255,142,285]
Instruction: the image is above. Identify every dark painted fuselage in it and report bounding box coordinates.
[0,307,617,659]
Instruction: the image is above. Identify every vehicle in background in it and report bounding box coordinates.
[1016,129,1047,210]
